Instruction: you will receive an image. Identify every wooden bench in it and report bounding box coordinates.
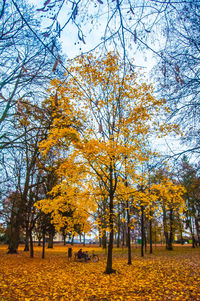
[74,252,99,262]
[74,252,86,261]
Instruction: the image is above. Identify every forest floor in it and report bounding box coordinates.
[0,244,199,300]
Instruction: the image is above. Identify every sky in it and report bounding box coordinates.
[27,0,153,66]
[26,0,187,160]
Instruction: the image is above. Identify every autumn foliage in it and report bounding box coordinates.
[0,244,199,300]
[36,52,186,273]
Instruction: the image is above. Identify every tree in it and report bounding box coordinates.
[154,1,200,156]
[32,0,200,158]
[0,92,60,254]
[38,52,177,273]
[151,176,186,250]
[3,191,22,253]
[0,0,64,254]
[177,156,200,247]
[6,119,41,254]
[7,1,199,157]
[0,0,63,150]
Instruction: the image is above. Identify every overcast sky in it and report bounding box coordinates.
[26,0,187,159]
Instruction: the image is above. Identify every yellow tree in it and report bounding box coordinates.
[36,86,93,238]
[38,52,178,273]
[36,152,94,236]
[151,179,186,250]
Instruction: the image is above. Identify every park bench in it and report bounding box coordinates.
[74,251,99,262]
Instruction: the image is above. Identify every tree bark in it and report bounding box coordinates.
[149,214,153,254]
[189,219,196,248]
[122,223,125,247]
[105,192,115,274]
[48,232,54,248]
[7,196,22,254]
[167,208,173,250]
[30,228,34,258]
[48,225,55,248]
[102,231,107,249]
[7,210,20,254]
[42,229,45,259]
[195,216,200,247]
[24,220,29,251]
[63,234,66,246]
[38,236,42,246]
[117,205,120,248]
[144,226,147,253]
[163,205,171,250]
[99,234,102,247]
[117,223,120,248]
[7,225,19,254]
[141,205,144,257]
[127,201,131,265]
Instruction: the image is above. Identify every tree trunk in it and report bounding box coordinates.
[189,219,196,248]
[192,235,196,248]
[48,225,55,248]
[141,205,144,257]
[163,205,171,250]
[117,225,120,248]
[117,204,120,248]
[105,193,115,274]
[102,231,107,249]
[195,216,200,247]
[127,202,131,265]
[99,234,102,247]
[149,215,153,254]
[122,206,126,247]
[7,222,20,254]
[29,228,34,258]
[7,201,22,254]
[24,220,29,251]
[102,201,107,249]
[105,229,114,274]
[164,231,169,249]
[38,236,42,246]
[63,234,66,246]
[122,222,125,247]
[144,227,147,253]
[42,229,45,259]
[167,208,173,250]
[48,232,54,248]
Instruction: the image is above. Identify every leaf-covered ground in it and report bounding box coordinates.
[0,244,199,300]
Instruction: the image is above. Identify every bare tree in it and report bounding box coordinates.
[154,1,200,156]
[0,0,63,150]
